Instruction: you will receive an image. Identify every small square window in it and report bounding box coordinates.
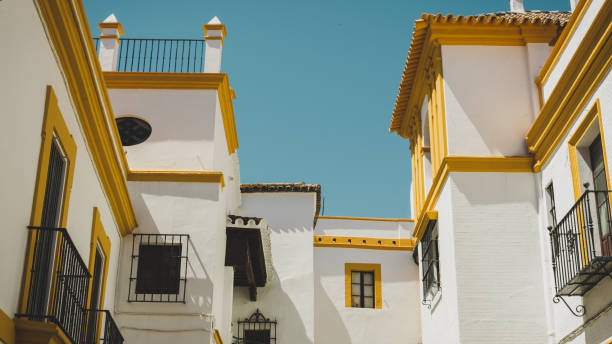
[136,244,182,294]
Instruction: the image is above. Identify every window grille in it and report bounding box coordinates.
[129,234,189,302]
[421,220,440,307]
[235,309,277,344]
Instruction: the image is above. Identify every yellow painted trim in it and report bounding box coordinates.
[127,170,225,188]
[36,0,137,235]
[213,329,223,344]
[20,86,78,314]
[344,263,382,309]
[14,318,71,344]
[86,208,111,343]
[526,1,612,171]
[568,100,610,200]
[314,235,415,251]
[412,211,438,242]
[0,309,15,344]
[98,21,124,35]
[316,216,413,222]
[203,24,227,38]
[103,72,239,155]
[98,35,121,45]
[537,0,592,88]
[412,156,534,241]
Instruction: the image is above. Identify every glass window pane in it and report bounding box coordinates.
[363,297,374,308]
[351,296,361,307]
[351,285,361,296]
[363,272,373,284]
[351,272,360,283]
[364,285,374,297]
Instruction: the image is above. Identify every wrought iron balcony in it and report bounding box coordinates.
[16,227,125,343]
[549,190,612,313]
[86,310,124,344]
[93,38,205,73]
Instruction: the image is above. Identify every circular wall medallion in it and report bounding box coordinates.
[116,116,152,146]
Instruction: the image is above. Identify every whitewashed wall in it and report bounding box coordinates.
[314,218,420,344]
[234,192,317,344]
[442,45,539,157]
[0,0,124,324]
[541,0,606,101]
[538,69,612,344]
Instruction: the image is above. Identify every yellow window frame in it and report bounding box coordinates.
[344,263,382,309]
[19,86,77,314]
[86,207,111,342]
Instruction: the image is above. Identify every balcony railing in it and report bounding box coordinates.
[549,190,612,298]
[16,227,124,343]
[93,38,205,73]
[86,310,124,344]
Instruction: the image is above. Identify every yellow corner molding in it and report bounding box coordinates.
[14,318,71,344]
[344,263,382,309]
[214,329,223,344]
[0,308,15,344]
[36,0,137,236]
[103,72,239,155]
[413,211,438,242]
[127,170,225,187]
[314,235,415,251]
[317,216,414,222]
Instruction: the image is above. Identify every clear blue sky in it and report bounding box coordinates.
[84,0,569,219]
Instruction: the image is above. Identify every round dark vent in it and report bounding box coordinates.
[116,116,152,146]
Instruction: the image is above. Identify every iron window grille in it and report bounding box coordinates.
[234,309,277,344]
[16,226,91,344]
[129,234,189,302]
[421,220,440,307]
[350,271,375,308]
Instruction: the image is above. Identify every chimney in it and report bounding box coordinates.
[509,0,525,12]
[203,16,227,73]
[97,14,124,71]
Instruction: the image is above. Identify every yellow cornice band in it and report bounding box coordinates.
[526,0,612,171]
[98,21,124,35]
[127,170,225,188]
[413,211,438,243]
[203,24,227,38]
[314,235,415,251]
[103,72,239,155]
[317,216,414,222]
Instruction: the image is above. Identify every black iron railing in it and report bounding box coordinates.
[234,309,277,344]
[17,226,91,344]
[549,190,612,299]
[93,37,205,73]
[86,310,124,344]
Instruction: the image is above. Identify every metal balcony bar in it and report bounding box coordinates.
[16,226,91,344]
[92,38,205,73]
[549,190,612,298]
[86,309,124,344]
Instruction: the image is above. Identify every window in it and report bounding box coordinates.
[129,234,189,302]
[116,116,152,146]
[236,309,277,344]
[344,263,381,309]
[244,330,271,344]
[86,207,111,343]
[136,244,182,294]
[545,182,557,227]
[421,221,440,304]
[351,271,375,308]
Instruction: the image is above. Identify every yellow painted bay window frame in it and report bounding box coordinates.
[19,86,77,314]
[344,263,382,309]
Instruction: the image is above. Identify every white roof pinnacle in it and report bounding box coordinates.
[103,13,119,23]
[208,16,222,24]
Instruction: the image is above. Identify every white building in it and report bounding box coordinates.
[390,0,612,343]
[1,0,610,343]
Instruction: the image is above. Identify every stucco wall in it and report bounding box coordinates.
[442,45,536,157]
[541,0,606,101]
[316,218,413,239]
[0,0,124,323]
[539,69,612,343]
[234,192,317,344]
